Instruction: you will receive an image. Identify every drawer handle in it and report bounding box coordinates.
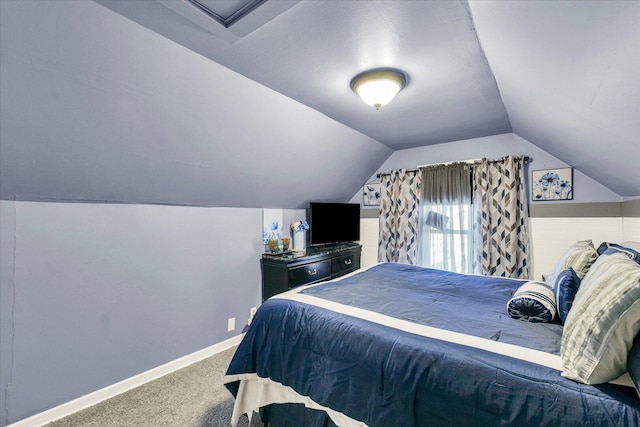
[307,269,317,276]
[344,259,352,265]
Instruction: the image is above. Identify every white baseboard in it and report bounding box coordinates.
[8,334,245,427]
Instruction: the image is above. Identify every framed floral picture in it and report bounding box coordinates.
[532,167,573,201]
[363,183,381,206]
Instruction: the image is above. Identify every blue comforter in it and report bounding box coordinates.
[226,263,640,426]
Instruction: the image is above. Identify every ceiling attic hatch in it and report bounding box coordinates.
[156,0,301,41]
[186,0,267,28]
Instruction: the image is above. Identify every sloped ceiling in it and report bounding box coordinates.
[469,1,640,198]
[94,0,639,198]
[1,0,638,207]
[0,0,392,208]
[94,0,512,150]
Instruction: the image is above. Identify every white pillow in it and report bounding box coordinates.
[561,252,640,384]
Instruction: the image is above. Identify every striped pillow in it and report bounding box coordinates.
[546,240,598,286]
[507,281,557,323]
[561,252,640,384]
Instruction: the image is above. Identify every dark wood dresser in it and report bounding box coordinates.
[261,242,362,301]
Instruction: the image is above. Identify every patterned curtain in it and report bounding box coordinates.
[473,156,530,278]
[378,169,422,264]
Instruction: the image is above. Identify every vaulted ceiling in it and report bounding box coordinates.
[95,0,640,198]
[1,0,638,207]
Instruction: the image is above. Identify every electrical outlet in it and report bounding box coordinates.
[248,307,258,325]
[227,317,235,332]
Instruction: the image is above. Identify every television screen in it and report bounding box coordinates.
[309,202,360,245]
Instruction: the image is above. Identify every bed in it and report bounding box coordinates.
[225,248,640,426]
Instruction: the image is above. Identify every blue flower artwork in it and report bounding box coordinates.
[532,167,573,201]
[363,183,381,206]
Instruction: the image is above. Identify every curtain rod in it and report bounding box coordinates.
[376,155,530,178]
[418,155,530,169]
[376,168,418,178]
[417,158,481,168]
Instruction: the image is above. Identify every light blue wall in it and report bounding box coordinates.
[0,201,263,425]
[0,202,17,426]
[351,133,621,206]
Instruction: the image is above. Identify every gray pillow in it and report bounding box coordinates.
[561,252,640,384]
[546,240,598,286]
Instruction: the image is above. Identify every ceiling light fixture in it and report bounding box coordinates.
[350,68,407,110]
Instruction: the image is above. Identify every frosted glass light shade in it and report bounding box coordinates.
[351,69,407,109]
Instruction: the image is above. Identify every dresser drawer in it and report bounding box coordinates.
[332,252,360,276]
[289,260,331,288]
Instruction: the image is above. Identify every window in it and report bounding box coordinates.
[418,163,474,274]
[420,203,473,273]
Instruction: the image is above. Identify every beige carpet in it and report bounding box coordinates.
[46,346,262,427]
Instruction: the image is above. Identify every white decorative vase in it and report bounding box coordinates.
[293,231,306,252]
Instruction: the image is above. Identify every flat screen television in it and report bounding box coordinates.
[309,202,360,245]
